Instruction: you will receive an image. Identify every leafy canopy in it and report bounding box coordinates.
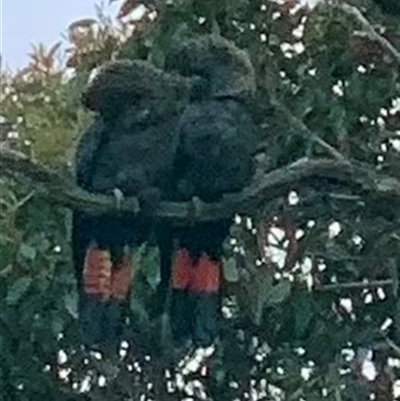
[0,1,399,400]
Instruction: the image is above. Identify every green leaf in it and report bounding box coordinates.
[324,241,351,262]
[6,277,32,306]
[51,315,64,337]
[222,257,239,282]
[294,293,314,338]
[388,258,398,297]
[64,291,78,319]
[139,247,161,290]
[265,280,292,306]
[251,270,273,325]
[19,243,37,261]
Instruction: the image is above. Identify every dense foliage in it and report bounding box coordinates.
[0,1,399,400]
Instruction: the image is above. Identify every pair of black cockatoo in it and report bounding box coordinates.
[73,35,260,351]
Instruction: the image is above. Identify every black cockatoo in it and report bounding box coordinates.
[159,35,260,348]
[73,59,201,351]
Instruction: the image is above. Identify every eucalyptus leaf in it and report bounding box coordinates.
[6,277,32,306]
[18,243,37,261]
[222,257,239,282]
[264,280,292,306]
[64,291,78,319]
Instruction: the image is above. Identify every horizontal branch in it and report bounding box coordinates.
[1,148,400,223]
[315,279,394,292]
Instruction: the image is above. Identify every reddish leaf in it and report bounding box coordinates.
[117,0,140,19]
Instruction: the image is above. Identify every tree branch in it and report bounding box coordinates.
[1,148,400,223]
[336,1,400,65]
[269,98,347,161]
[384,337,400,358]
[315,279,394,292]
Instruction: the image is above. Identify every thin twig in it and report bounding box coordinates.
[384,337,400,358]
[315,279,393,292]
[269,98,347,161]
[260,53,346,161]
[0,265,14,277]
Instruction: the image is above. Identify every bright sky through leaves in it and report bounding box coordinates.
[1,0,118,70]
